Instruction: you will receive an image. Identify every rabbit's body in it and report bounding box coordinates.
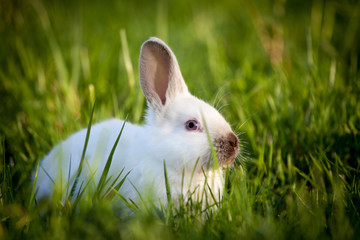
[35,38,238,207]
[37,117,222,204]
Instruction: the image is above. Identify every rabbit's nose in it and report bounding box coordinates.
[228,132,239,149]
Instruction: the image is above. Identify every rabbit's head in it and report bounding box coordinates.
[139,38,238,169]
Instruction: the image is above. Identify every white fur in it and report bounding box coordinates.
[35,37,237,207]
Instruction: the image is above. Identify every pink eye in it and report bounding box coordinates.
[185,120,200,131]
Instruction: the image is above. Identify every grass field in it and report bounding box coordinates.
[1,0,360,239]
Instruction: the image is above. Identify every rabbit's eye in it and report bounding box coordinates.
[185,120,200,131]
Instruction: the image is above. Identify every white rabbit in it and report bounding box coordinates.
[35,37,239,208]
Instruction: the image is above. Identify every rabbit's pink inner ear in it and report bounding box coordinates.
[153,58,169,105]
[140,41,171,107]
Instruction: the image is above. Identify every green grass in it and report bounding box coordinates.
[1,0,360,239]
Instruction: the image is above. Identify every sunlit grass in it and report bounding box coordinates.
[1,0,360,239]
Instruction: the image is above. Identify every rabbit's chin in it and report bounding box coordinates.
[206,155,237,169]
[216,147,238,167]
[218,155,237,168]
[199,153,237,170]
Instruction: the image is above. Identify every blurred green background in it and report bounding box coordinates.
[1,0,360,239]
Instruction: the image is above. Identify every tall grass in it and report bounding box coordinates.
[1,0,359,239]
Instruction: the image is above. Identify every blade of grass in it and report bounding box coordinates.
[163,160,174,225]
[111,188,139,214]
[28,162,40,209]
[72,178,93,210]
[129,179,149,213]
[202,113,219,169]
[187,158,200,191]
[96,117,127,196]
[112,170,132,192]
[163,160,172,205]
[104,169,132,200]
[69,100,96,200]
[103,167,125,197]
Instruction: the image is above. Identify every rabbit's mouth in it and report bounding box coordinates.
[214,132,239,167]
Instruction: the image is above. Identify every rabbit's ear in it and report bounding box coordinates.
[139,37,188,114]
